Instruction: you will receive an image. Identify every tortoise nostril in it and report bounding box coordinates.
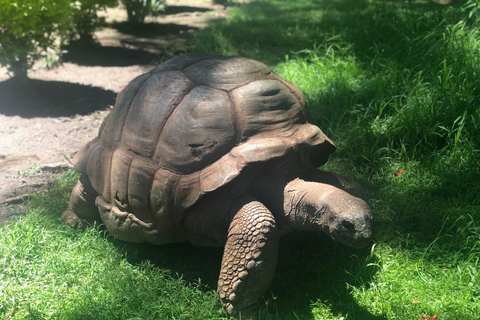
[342,220,355,233]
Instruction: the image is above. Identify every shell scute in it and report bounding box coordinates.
[154,86,236,174]
[122,71,194,157]
[150,168,176,219]
[100,72,151,149]
[152,53,221,73]
[85,141,108,195]
[149,168,188,244]
[183,56,271,91]
[109,148,134,208]
[128,156,157,224]
[230,79,304,139]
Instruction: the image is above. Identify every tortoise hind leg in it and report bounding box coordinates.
[218,196,279,319]
[62,174,100,229]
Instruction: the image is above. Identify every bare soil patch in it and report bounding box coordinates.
[0,0,235,225]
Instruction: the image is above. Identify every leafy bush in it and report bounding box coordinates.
[120,0,166,24]
[0,0,74,79]
[69,0,118,42]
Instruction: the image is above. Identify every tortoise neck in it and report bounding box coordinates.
[250,169,333,233]
[249,159,302,231]
[281,178,335,231]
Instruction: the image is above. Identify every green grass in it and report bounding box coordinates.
[194,0,480,318]
[0,170,226,320]
[2,0,480,319]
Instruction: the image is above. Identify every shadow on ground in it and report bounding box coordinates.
[273,232,384,319]
[163,5,211,15]
[116,231,383,319]
[111,21,199,38]
[62,21,200,67]
[62,42,162,67]
[0,78,116,118]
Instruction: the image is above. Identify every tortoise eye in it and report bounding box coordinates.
[342,220,355,233]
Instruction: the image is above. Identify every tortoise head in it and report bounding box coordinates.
[322,195,372,248]
[281,179,372,248]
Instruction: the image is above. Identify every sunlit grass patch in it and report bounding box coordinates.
[0,170,226,320]
[274,42,366,132]
[351,243,480,319]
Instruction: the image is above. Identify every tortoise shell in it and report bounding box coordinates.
[73,53,335,244]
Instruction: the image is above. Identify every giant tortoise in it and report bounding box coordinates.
[62,53,372,318]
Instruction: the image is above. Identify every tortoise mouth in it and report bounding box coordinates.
[332,228,372,248]
[330,215,372,248]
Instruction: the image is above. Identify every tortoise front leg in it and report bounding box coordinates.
[62,174,100,229]
[219,197,279,319]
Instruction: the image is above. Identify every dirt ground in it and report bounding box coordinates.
[0,0,236,225]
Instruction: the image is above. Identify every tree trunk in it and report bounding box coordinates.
[11,57,29,86]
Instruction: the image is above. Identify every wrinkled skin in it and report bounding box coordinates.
[61,53,372,319]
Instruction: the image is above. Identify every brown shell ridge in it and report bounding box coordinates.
[269,73,312,123]
[101,145,115,201]
[86,141,103,183]
[145,153,244,217]
[120,71,195,157]
[96,196,161,244]
[150,84,197,171]
[119,148,133,206]
[180,54,223,70]
[227,90,242,145]
[220,71,277,94]
[178,71,196,89]
[181,70,263,94]
[72,138,96,174]
[153,85,237,174]
[170,123,331,211]
[174,153,243,211]
[150,85,195,165]
[126,155,158,225]
[112,73,154,150]
[173,170,201,209]
[104,150,166,243]
[179,72,259,95]
[103,144,127,204]
[182,56,272,92]
[178,54,224,72]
